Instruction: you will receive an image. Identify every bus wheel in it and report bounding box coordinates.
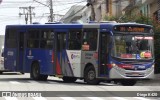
[84,65,100,85]
[120,80,137,86]
[31,62,40,80]
[62,77,77,83]
[31,62,48,81]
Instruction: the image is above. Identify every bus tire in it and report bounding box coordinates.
[31,62,41,80]
[84,65,100,85]
[31,62,48,81]
[120,80,137,86]
[62,77,77,83]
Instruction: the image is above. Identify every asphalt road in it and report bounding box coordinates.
[0,72,159,100]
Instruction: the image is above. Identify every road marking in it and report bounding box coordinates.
[60,97,76,100]
[5,97,18,100]
[28,80,40,84]
[87,97,105,100]
[134,97,151,100]
[9,81,20,84]
[113,97,128,100]
[33,97,47,100]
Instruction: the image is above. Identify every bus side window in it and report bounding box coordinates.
[82,29,98,51]
[40,30,54,49]
[6,28,17,48]
[68,30,82,50]
[27,39,34,48]
[27,30,40,48]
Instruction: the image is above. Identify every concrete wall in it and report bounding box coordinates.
[0,35,4,49]
[150,0,158,16]
[112,0,130,17]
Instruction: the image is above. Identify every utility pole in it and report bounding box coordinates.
[19,6,35,24]
[87,0,95,21]
[49,0,53,22]
[29,6,35,24]
[33,0,54,22]
[109,0,112,16]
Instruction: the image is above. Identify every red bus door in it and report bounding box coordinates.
[54,31,67,75]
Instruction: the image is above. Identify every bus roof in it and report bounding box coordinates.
[6,22,152,30]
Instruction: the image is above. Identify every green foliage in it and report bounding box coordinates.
[103,16,118,21]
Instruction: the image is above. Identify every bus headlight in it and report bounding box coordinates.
[112,63,124,72]
[146,65,154,72]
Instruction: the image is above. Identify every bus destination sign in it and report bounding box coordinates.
[114,26,151,33]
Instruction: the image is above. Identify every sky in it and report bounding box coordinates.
[0,0,86,35]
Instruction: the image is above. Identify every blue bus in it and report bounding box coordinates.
[4,22,154,85]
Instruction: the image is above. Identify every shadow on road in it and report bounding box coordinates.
[0,72,23,75]
[0,76,116,86]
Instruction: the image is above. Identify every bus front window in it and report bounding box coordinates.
[112,35,154,59]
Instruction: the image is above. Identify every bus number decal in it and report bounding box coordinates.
[29,50,32,56]
[7,51,14,56]
[27,50,34,59]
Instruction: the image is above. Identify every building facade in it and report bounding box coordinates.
[123,0,159,20]
[61,0,160,23]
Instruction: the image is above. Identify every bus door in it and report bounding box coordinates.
[99,32,109,76]
[54,30,67,75]
[4,28,18,71]
[17,31,26,72]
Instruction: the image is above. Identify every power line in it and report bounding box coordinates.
[0,0,87,23]
[2,1,32,3]
[0,1,86,9]
[53,0,86,5]
[19,6,35,24]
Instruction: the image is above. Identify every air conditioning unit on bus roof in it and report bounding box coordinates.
[45,22,63,24]
[127,22,137,23]
[100,21,117,23]
[32,22,41,24]
[88,21,98,23]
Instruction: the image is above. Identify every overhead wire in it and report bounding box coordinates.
[0,0,87,23]
[35,0,87,22]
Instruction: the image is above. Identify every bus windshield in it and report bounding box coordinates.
[112,35,154,60]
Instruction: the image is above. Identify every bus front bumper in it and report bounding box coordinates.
[109,65,154,79]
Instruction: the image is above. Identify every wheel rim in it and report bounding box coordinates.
[88,70,95,80]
